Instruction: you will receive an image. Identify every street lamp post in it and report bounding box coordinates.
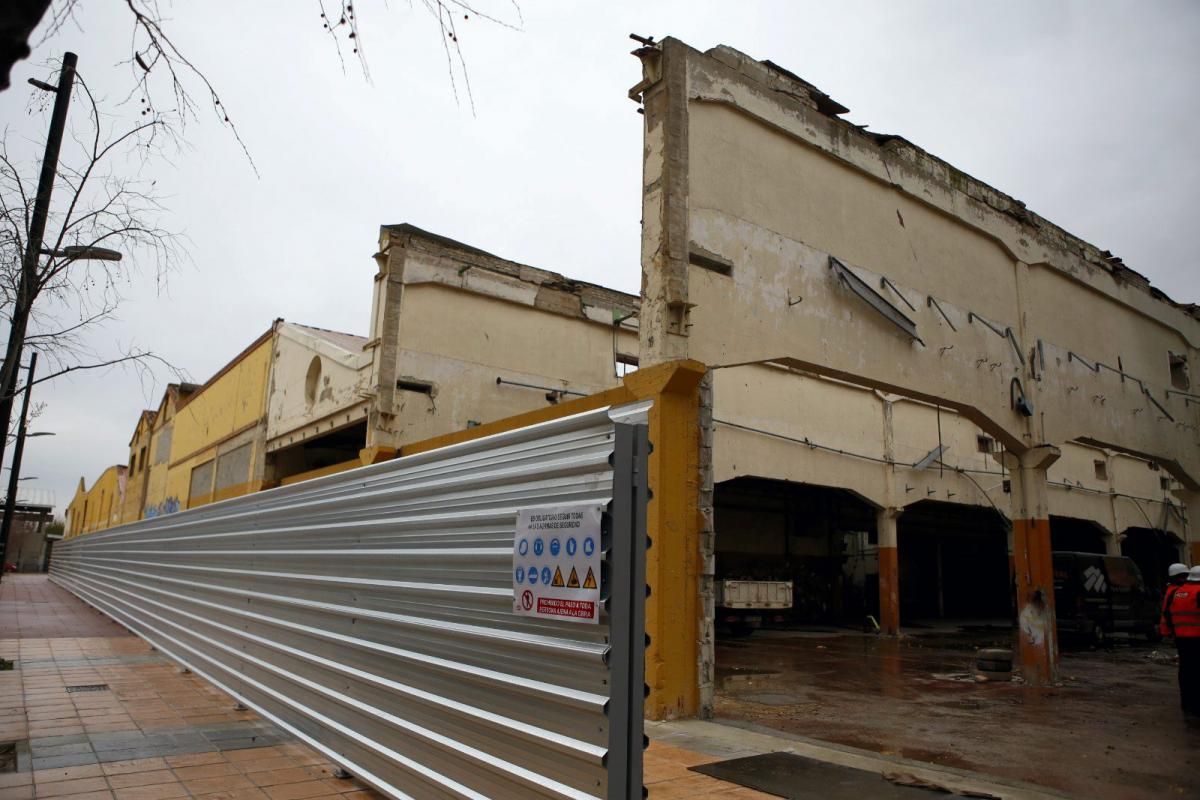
[0,353,50,577]
[0,52,76,479]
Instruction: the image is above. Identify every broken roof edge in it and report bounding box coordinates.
[664,38,1197,320]
[283,321,369,351]
[381,222,641,313]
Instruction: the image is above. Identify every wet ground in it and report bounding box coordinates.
[3,575,774,799]
[715,626,1200,800]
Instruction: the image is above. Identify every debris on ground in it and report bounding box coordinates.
[1144,650,1177,666]
[883,771,1002,798]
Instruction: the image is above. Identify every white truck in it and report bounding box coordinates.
[715,579,794,636]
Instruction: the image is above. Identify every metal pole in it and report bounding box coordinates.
[0,53,76,474]
[0,352,37,578]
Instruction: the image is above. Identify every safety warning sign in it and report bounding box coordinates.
[513,504,602,625]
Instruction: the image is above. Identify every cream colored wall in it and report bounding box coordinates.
[712,362,1182,537]
[397,284,631,390]
[1025,267,1195,388]
[375,283,635,447]
[266,324,371,447]
[638,39,1200,492]
[688,102,1021,324]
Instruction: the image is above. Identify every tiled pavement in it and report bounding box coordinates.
[1,575,767,799]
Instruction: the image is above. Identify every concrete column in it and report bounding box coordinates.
[877,508,901,636]
[636,39,692,366]
[1175,490,1200,565]
[1003,445,1062,685]
[1104,530,1122,557]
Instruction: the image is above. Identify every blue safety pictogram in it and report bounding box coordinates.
[583,537,595,557]
[550,538,561,557]
[566,537,577,557]
[533,538,544,556]
[541,566,552,585]
[518,539,529,556]
[529,566,539,585]
[515,566,525,583]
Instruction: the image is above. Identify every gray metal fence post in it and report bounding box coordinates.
[607,422,648,800]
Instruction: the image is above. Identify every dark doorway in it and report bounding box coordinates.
[714,477,876,625]
[1121,527,1184,597]
[1050,516,1108,554]
[898,501,1011,621]
[269,420,368,483]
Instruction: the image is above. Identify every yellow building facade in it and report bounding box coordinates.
[64,465,128,538]
[159,328,274,511]
[69,326,275,535]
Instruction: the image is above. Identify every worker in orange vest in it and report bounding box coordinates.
[1161,563,1190,638]
[1162,566,1200,716]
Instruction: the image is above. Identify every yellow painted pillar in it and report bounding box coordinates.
[624,360,706,719]
[358,445,398,465]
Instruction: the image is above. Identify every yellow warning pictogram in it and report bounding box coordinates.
[582,567,597,590]
[567,566,580,588]
[551,566,565,587]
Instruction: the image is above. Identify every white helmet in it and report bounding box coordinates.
[1189,566,1200,583]
[1169,563,1190,578]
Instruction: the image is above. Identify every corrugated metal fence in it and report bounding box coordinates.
[51,405,649,800]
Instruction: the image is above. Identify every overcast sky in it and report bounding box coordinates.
[3,0,1198,518]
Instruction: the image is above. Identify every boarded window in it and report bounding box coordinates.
[189,459,215,501]
[215,443,253,492]
[154,426,173,464]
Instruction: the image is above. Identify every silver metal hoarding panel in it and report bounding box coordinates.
[52,406,647,800]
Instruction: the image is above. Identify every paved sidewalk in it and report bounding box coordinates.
[1,575,765,800]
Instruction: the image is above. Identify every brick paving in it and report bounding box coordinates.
[1,575,764,799]
[0,578,129,640]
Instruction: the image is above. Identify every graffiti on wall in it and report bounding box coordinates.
[144,497,181,518]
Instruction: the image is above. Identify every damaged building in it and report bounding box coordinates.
[66,225,640,534]
[65,37,1199,722]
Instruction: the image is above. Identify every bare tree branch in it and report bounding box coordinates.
[9,2,523,159]
[6,350,184,401]
[1,61,183,411]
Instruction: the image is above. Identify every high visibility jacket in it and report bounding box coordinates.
[1164,586,1200,638]
[1161,584,1182,638]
